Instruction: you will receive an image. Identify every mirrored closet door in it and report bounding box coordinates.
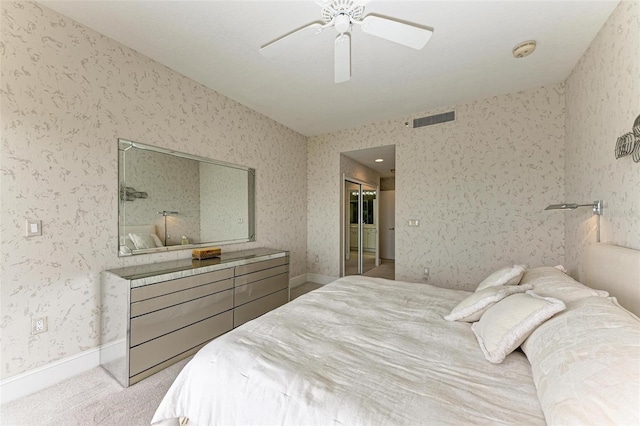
[344,179,378,276]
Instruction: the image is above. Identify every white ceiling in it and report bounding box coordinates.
[343,145,396,177]
[41,0,618,137]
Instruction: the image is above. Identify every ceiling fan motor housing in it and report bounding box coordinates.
[322,0,364,24]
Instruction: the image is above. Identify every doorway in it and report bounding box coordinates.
[340,145,395,279]
[344,179,379,276]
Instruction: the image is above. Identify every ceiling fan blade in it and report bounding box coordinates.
[260,22,326,58]
[360,15,432,50]
[334,33,351,83]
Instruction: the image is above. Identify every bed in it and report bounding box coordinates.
[152,243,640,425]
[119,224,163,255]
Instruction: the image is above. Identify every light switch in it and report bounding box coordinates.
[26,220,42,237]
[408,219,420,227]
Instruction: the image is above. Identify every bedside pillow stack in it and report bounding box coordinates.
[445,265,575,364]
[444,264,637,422]
[474,264,527,291]
[444,284,532,322]
[471,291,565,363]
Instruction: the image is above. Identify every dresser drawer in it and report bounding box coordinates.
[131,278,233,317]
[131,268,233,303]
[130,310,232,377]
[235,273,288,306]
[235,256,289,277]
[130,289,233,347]
[234,264,288,287]
[234,289,288,327]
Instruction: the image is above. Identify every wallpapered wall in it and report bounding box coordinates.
[308,85,566,288]
[564,0,640,281]
[199,162,250,243]
[0,2,307,379]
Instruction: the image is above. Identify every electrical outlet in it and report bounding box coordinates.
[32,317,48,335]
[424,267,430,276]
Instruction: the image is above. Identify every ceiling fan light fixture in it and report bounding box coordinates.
[334,14,351,33]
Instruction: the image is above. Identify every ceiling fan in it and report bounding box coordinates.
[259,0,433,84]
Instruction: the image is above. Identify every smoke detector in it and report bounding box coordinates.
[512,40,537,58]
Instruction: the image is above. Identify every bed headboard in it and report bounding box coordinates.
[121,224,158,237]
[586,243,640,316]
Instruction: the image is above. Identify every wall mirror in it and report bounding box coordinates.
[118,139,255,256]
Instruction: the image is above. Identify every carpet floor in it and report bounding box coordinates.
[1,283,329,426]
[1,358,189,426]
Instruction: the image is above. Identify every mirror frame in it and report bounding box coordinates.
[118,139,256,256]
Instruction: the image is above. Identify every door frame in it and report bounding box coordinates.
[341,174,380,277]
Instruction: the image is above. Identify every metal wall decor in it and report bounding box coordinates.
[615,114,640,163]
[120,185,148,201]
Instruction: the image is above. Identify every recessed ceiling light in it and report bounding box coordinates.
[512,40,537,58]
[375,158,384,162]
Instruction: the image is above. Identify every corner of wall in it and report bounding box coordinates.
[563,1,640,282]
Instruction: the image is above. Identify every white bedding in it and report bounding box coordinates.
[152,276,545,425]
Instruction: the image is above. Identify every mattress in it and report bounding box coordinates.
[152,275,545,425]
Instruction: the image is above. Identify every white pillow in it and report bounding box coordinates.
[475,264,527,291]
[519,266,608,303]
[129,233,161,250]
[444,284,533,322]
[522,297,640,424]
[471,291,565,363]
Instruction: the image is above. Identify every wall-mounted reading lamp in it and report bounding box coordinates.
[544,200,603,215]
[158,210,179,245]
[544,200,603,242]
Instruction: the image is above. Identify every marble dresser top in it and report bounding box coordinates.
[106,248,288,287]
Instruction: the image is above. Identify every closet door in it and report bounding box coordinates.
[344,180,378,276]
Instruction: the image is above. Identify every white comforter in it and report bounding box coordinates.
[152,276,544,425]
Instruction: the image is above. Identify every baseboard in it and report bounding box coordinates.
[2,275,338,405]
[0,340,121,405]
[289,274,308,289]
[306,273,338,285]
[290,273,338,287]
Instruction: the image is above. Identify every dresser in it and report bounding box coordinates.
[100,248,289,387]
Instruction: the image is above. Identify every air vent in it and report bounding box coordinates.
[413,111,455,128]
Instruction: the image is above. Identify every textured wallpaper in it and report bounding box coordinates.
[199,163,249,243]
[0,1,307,379]
[308,85,566,288]
[564,0,640,281]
